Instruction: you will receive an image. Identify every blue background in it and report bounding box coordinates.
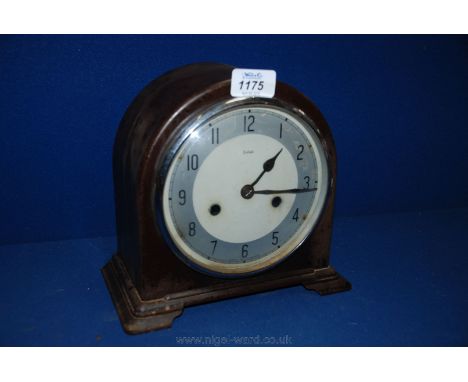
[1,35,467,245]
[0,35,467,346]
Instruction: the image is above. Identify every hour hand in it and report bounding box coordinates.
[250,148,283,187]
[254,187,317,195]
[263,148,283,172]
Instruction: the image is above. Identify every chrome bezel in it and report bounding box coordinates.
[153,97,332,277]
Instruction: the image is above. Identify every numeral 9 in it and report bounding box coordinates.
[178,189,186,205]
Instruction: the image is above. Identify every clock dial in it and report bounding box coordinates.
[161,105,328,275]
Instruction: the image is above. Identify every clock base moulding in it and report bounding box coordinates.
[102,62,351,335]
[102,254,351,334]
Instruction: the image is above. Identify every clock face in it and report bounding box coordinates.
[160,104,329,276]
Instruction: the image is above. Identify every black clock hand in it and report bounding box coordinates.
[240,148,283,199]
[250,148,283,187]
[254,187,317,195]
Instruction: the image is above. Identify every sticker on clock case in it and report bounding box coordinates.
[230,68,276,98]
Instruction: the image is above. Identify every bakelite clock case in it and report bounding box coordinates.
[102,63,351,334]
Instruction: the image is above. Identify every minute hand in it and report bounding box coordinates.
[254,187,317,195]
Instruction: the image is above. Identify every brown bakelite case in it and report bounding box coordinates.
[102,63,351,334]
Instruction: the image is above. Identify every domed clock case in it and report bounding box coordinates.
[102,63,351,334]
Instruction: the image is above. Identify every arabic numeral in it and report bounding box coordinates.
[239,80,264,91]
[304,176,310,189]
[241,244,249,258]
[296,145,304,160]
[178,189,186,205]
[210,240,217,255]
[241,80,250,89]
[272,231,279,246]
[188,222,196,237]
[243,115,255,132]
[211,127,219,144]
[186,154,199,171]
[292,208,299,222]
